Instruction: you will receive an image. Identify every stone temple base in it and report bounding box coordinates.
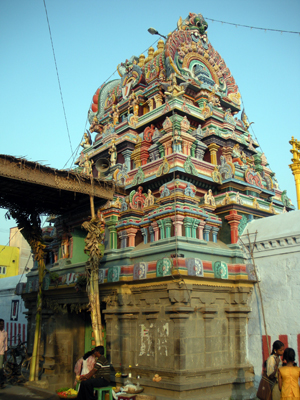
[23,277,256,399]
[103,278,256,400]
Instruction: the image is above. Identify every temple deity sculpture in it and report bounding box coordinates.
[241,109,254,132]
[144,189,155,207]
[111,104,119,126]
[232,144,247,166]
[89,116,103,134]
[79,154,94,175]
[172,130,182,153]
[109,139,117,167]
[163,73,186,98]
[80,131,92,149]
[204,189,216,206]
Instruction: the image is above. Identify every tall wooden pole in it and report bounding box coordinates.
[28,240,46,381]
[82,195,104,347]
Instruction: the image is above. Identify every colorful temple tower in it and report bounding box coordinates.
[22,12,293,399]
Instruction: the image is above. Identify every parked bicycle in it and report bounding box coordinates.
[4,334,28,384]
[4,334,44,384]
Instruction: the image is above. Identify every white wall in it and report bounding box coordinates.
[240,211,300,388]
[0,275,28,346]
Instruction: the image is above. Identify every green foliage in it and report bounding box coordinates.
[49,272,59,283]
[76,274,87,287]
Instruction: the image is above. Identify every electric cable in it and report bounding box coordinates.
[204,17,300,35]
[43,0,73,156]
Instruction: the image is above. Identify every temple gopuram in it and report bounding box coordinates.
[21,12,293,400]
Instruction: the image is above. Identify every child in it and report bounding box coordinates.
[266,340,285,400]
[278,348,300,400]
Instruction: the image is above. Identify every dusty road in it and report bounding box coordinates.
[0,384,60,399]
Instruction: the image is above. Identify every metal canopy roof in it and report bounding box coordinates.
[0,154,119,215]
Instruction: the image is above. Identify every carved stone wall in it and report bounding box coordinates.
[23,290,87,391]
[103,280,255,400]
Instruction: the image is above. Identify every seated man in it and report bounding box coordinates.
[77,345,110,400]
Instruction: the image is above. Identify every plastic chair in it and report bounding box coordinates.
[94,386,113,400]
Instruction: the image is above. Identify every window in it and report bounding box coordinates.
[0,266,6,275]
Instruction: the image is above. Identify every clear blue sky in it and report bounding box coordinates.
[0,0,299,245]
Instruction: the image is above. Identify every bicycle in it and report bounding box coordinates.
[4,334,28,385]
[4,334,43,384]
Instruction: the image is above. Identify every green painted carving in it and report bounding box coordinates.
[156,157,170,177]
[212,168,222,184]
[107,266,120,282]
[129,190,136,204]
[178,13,208,35]
[184,156,198,175]
[238,215,248,236]
[156,257,172,277]
[158,143,165,157]
[132,167,144,186]
[190,143,196,157]
[281,190,291,207]
[213,261,228,279]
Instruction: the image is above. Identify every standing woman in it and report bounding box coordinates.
[278,348,300,400]
[266,340,285,400]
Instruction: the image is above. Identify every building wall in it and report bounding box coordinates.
[0,245,19,277]
[240,211,300,388]
[0,275,28,345]
[9,227,34,274]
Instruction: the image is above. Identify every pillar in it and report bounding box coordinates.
[191,219,200,239]
[157,220,165,239]
[127,227,138,247]
[183,217,193,238]
[225,306,251,365]
[225,210,243,244]
[203,225,212,242]
[122,149,132,172]
[118,230,128,248]
[107,220,118,249]
[200,306,218,368]
[289,136,300,210]
[149,226,154,243]
[197,220,206,240]
[289,162,300,210]
[164,218,172,238]
[141,227,148,244]
[171,215,185,237]
[208,143,220,165]
[151,221,159,241]
[211,226,219,243]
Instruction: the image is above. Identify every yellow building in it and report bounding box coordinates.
[0,245,20,278]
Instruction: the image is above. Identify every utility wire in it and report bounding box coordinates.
[204,17,300,35]
[0,227,24,256]
[43,0,73,155]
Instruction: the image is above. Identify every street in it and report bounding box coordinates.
[0,384,60,400]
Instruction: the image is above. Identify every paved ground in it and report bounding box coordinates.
[0,384,60,400]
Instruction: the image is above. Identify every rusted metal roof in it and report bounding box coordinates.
[0,154,120,214]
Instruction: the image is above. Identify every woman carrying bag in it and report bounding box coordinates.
[258,340,285,400]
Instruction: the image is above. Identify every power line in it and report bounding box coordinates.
[0,227,24,256]
[43,0,73,155]
[204,17,300,35]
